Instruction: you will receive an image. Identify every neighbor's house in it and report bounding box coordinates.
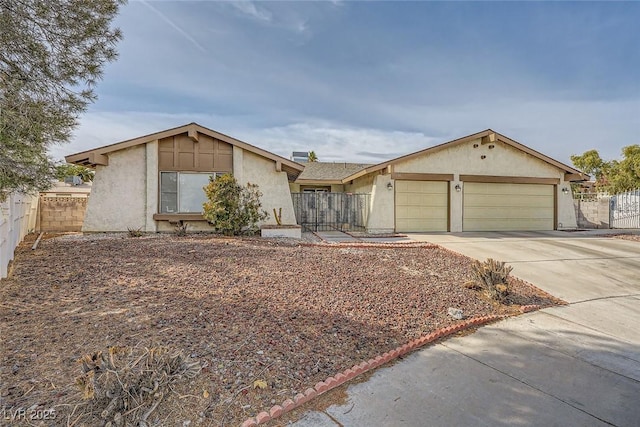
[65,123,304,232]
[67,124,588,233]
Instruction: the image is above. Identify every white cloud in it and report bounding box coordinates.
[228,1,273,23]
[51,111,433,163]
[53,97,639,168]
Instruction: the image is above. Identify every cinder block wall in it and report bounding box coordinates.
[39,196,88,232]
[574,198,610,229]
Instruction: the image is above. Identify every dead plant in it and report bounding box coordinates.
[174,222,188,236]
[470,258,513,302]
[73,346,201,426]
[127,227,144,238]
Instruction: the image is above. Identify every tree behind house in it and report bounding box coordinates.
[571,145,640,194]
[55,163,95,183]
[202,174,268,236]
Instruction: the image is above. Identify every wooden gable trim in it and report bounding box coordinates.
[340,129,587,183]
[565,172,589,182]
[481,132,497,145]
[65,122,304,173]
[188,124,199,142]
[89,153,108,166]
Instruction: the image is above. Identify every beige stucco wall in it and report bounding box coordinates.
[83,145,147,232]
[344,173,394,233]
[85,141,296,232]
[240,150,297,225]
[345,174,375,194]
[557,186,578,229]
[145,141,159,232]
[395,139,561,177]
[367,174,395,233]
[372,138,578,232]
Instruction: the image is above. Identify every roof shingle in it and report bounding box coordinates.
[296,162,372,182]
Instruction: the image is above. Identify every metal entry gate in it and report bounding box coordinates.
[610,189,640,228]
[291,193,370,232]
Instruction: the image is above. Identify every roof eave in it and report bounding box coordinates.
[65,122,305,172]
[339,129,588,182]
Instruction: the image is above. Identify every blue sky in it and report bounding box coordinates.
[56,0,640,166]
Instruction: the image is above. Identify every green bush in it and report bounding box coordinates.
[202,174,268,236]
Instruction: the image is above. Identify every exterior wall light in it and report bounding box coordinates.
[455,184,462,192]
[562,187,569,195]
[387,182,393,190]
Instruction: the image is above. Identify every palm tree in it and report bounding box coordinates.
[308,151,318,162]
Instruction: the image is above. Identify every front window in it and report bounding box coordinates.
[159,172,217,213]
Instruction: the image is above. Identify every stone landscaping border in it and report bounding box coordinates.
[240,310,542,427]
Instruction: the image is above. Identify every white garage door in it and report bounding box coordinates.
[395,181,448,232]
[463,182,554,231]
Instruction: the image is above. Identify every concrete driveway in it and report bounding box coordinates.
[293,231,640,427]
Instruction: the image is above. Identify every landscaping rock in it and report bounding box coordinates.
[447,307,465,320]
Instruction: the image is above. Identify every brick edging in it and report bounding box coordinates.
[240,313,518,427]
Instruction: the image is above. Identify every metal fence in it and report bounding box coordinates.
[291,192,371,232]
[610,188,640,229]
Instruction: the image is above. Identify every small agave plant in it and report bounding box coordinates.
[470,258,513,302]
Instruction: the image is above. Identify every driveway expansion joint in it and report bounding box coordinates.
[441,342,618,427]
[571,293,640,305]
[240,312,543,426]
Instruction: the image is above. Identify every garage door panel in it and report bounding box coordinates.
[463,182,554,231]
[397,206,447,220]
[464,194,554,208]
[464,218,552,232]
[465,207,554,219]
[397,218,447,231]
[395,180,448,232]
[468,183,552,195]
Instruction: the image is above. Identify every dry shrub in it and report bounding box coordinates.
[470,258,513,302]
[174,222,188,236]
[127,227,144,238]
[74,346,201,427]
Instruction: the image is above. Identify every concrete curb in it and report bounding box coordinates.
[241,313,514,427]
[306,231,437,248]
[301,241,440,249]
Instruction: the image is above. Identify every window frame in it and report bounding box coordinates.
[158,171,219,214]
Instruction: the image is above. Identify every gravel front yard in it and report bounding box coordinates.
[0,234,560,426]
[612,233,640,242]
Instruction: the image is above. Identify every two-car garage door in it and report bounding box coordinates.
[395,180,555,232]
[463,182,554,231]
